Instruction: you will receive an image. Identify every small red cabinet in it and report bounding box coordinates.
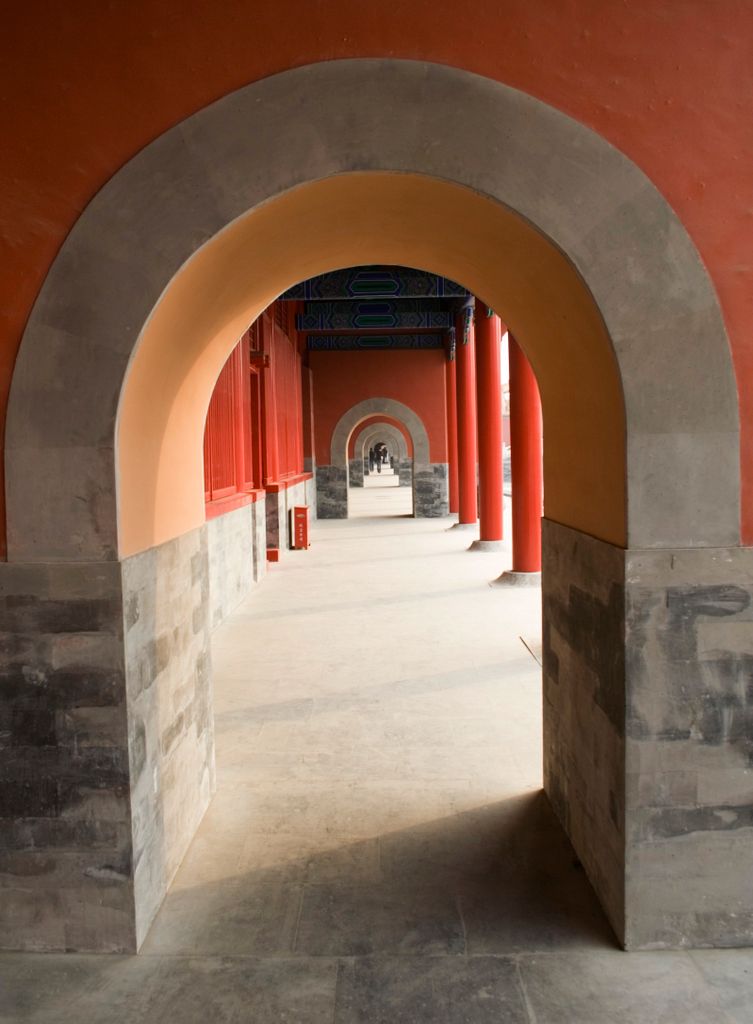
[291,506,309,549]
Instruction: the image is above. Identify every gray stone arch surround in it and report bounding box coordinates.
[5,60,739,556]
[2,59,749,954]
[319,398,443,517]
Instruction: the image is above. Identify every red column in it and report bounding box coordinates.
[509,335,543,572]
[474,302,504,545]
[445,357,459,514]
[455,307,478,525]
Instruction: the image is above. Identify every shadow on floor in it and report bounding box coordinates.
[5,792,751,1023]
[143,790,617,959]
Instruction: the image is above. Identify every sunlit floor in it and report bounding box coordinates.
[3,511,753,1022]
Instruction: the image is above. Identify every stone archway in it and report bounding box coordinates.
[352,421,411,489]
[2,60,745,954]
[318,398,441,518]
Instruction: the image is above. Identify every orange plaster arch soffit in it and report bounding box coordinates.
[4,60,739,561]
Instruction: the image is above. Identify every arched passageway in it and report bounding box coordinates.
[350,420,412,489]
[347,418,414,518]
[321,398,431,519]
[2,60,745,955]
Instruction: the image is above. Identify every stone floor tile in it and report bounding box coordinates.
[334,955,529,1023]
[40,956,339,1024]
[140,878,302,956]
[238,832,383,885]
[295,883,466,956]
[519,950,736,1023]
[689,948,753,1023]
[0,954,120,1023]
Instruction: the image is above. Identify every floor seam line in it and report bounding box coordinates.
[515,957,538,1024]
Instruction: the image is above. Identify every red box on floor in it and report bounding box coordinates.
[291,506,309,549]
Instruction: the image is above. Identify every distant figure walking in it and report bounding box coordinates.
[368,447,375,472]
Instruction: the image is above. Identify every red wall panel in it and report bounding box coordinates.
[310,349,447,466]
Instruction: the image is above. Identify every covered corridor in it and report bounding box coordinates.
[4,12,753,1018]
[2,515,751,1022]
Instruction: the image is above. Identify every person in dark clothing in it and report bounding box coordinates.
[368,447,375,472]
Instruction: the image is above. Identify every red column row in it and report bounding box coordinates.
[447,301,542,573]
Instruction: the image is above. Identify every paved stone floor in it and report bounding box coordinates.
[3,510,753,1022]
[348,470,412,518]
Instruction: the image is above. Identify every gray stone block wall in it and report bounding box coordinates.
[398,457,413,487]
[265,491,281,550]
[206,503,256,629]
[265,478,316,550]
[316,465,348,519]
[348,458,364,487]
[252,501,266,582]
[304,474,317,522]
[624,546,753,949]
[0,561,135,952]
[543,519,753,950]
[413,463,449,517]
[0,485,304,954]
[542,518,626,942]
[121,527,215,948]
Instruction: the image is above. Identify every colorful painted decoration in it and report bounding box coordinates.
[281,266,469,300]
[307,334,445,350]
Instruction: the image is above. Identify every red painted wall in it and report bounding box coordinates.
[348,415,414,458]
[3,2,753,548]
[310,350,447,465]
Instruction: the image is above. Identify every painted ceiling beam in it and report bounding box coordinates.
[298,301,452,331]
[281,265,470,300]
[307,334,445,351]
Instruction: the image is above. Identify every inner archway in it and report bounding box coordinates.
[3,59,743,955]
[349,419,414,518]
[350,419,412,489]
[323,397,435,520]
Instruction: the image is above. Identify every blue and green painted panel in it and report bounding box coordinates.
[281,266,469,301]
[298,300,452,331]
[307,334,445,351]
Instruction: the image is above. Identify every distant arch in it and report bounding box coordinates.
[330,397,429,468]
[318,396,444,518]
[357,425,408,462]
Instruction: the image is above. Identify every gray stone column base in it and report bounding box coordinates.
[469,539,506,552]
[315,465,347,518]
[493,569,541,585]
[448,521,478,531]
[413,462,449,517]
